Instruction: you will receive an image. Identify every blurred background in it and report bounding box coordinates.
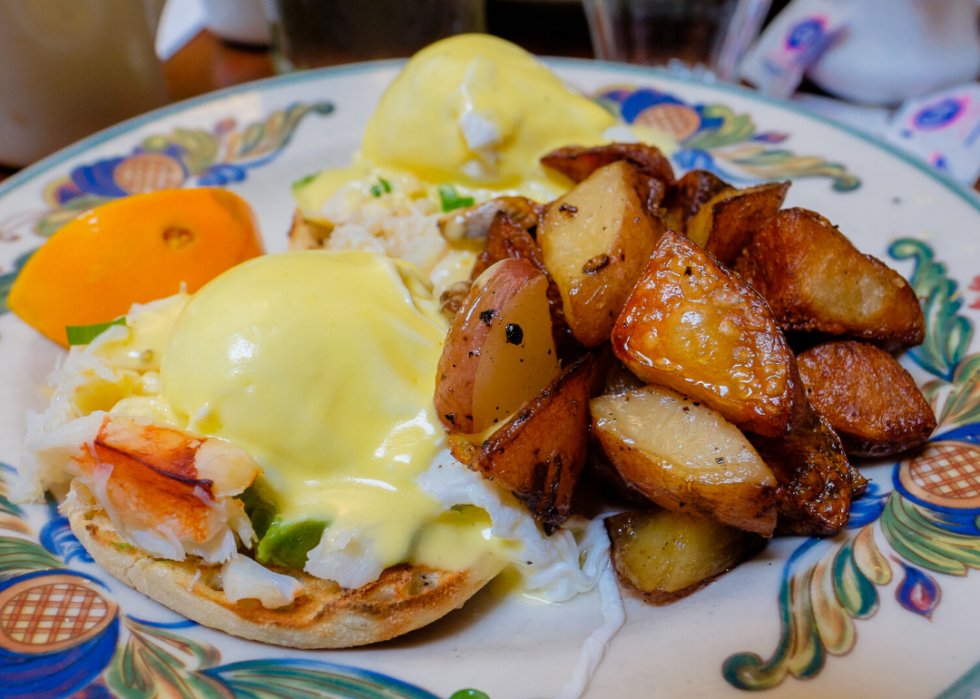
[3,0,980,187]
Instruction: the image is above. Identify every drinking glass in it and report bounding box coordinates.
[267,0,486,72]
[583,0,740,71]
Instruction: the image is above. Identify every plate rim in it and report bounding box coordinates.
[1,56,978,218]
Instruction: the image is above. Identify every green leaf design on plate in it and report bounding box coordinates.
[890,238,973,381]
[0,535,64,579]
[143,128,219,176]
[685,105,755,150]
[0,248,35,316]
[931,353,980,429]
[716,146,861,192]
[104,616,228,699]
[881,490,980,576]
[225,103,335,163]
[724,524,888,690]
[0,466,30,535]
[35,194,113,238]
[205,660,442,699]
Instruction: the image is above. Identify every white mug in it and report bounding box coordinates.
[807,0,980,106]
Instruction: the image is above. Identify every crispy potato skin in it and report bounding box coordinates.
[471,354,593,532]
[539,161,665,348]
[439,196,543,243]
[748,402,865,537]
[434,258,558,433]
[687,182,791,266]
[662,169,731,235]
[798,340,936,457]
[606,509,765,605]
[540,143,676,186]
[471,213,579,359]
[591,387,777,536]
[612,231,806,437]
[734,208,925,349]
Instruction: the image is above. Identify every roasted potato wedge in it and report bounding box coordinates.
[748,401,865,537]
[540,142,675,186]
[612,231,806,437]
[662,169,732,234]
[435,258,560,433]
[471,211,549,280]
[735,208,925,349]
[591,386,777,536]
[439,196,543,243]
[686,181,790,266]
[471,354,593,532]
[470,212,579,360]
[539,160,665,348]
[606,509,765,605]
[798,340,936,457]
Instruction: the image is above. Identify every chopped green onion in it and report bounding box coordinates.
[291,172,318,192]
[438,183,474,212]
[66,317,126,346]
[370,177,392,198]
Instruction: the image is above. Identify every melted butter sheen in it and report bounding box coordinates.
[160,251,473,571]
[101,293,189,372]
[360,34,616,200]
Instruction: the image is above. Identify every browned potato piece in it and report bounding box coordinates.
[662,169,732,234]
[591,386,777,536]
[471,212,548,280]
[540,142,675,185]
[735,208,925,349]
[287,209,333,250]
[470,213,580,361]
[539,160,665,347]
[606,509,765,605]
[438,196,543,243]
[748,401,865,537]
[612,231,806,437]
[797,340,936,457]
[471,355,593,532]
[686,181,790,266]
[435,258,560,433]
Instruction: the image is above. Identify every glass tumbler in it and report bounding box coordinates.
[267,0,486,72]
[583,0,739,70]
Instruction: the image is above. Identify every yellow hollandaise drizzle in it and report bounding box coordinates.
[157,251,472,572]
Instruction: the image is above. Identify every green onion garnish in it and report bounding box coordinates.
[291,172,318,192]
[370,177,392,197]
[438,184,474,212]
[66,317,126,346]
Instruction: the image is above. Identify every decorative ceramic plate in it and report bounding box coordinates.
[1,58,979,699]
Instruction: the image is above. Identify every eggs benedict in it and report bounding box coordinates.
[16,250,610,647]
[288,34,674,297]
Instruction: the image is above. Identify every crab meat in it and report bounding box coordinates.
[64,414,261,562]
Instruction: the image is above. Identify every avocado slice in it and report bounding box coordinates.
[239,476,282,541]
[256,518,329,570]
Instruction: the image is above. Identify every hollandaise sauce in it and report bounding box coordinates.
[296,34,619,209]
[153,251,487,587]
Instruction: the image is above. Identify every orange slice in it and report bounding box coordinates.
[8,188,264,346]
